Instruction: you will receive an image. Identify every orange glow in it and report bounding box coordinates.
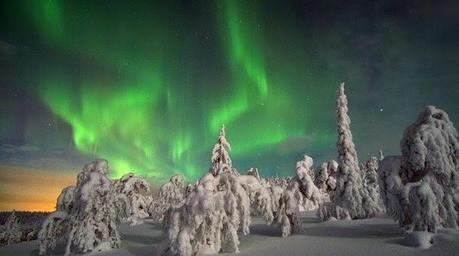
[0,165,76,211]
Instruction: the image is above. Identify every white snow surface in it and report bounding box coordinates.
[3,211,459,256]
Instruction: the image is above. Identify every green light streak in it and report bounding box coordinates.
[9,0,340,180]
[38,74,164,178]
[225,0,268,97]
[25,0,64,42]
[210,0,269,131]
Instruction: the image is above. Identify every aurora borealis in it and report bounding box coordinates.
[1,0,459,210]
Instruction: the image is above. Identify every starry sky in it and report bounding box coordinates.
[1,0,459,211]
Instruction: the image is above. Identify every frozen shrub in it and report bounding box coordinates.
[317,202,351,221]
[0,211,22,246]
[267,176,290,189]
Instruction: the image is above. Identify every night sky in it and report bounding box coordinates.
[1,0,459,211]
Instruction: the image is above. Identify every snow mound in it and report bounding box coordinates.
[402,231,434,249]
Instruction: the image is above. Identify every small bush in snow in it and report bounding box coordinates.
[0,211,22,246]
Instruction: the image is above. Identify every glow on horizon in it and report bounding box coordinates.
[0,165,76,211]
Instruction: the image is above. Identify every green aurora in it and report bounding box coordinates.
[1,0,458,181]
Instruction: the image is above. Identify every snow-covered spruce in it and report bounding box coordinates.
[362,156,384,212]
[319,82,381,221]
[379,106,459,233]
[161,126,258,255]
[162,172,251,255]
[210,125,237,176]
[277,155,324,236]
[114,173,151,225]
[0,211,22,246]
[315,160,338,194]
[38,159,130,255]
[149,174,186,221]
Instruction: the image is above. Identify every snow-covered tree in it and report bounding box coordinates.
[277,184,302,237]
[295,155,324,211]
[149,174,186,221]
[379,106,459,232]
[277,155,324,236]
[56,186,75,212]
[210,125,236,176]
[246,167,261,181]
[64,159,129,254]
[267,176,290,189]
[362,156,384,212]
[114,173,151,225]
[315,160,338,194]
[162,172,251,256]
[238,173,274,224]
[319,83,380,220]
[38,159,129,255]
[0,211,22,245]
[162,128,256,255]
[38,211,69,255]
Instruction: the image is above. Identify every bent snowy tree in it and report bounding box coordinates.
[149,174,187,221]
[38,160,130,256]
[379,106,459,232]
[277,155,326,236]
[114,173,151,225]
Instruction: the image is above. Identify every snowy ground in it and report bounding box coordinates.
[1,211,459,256]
